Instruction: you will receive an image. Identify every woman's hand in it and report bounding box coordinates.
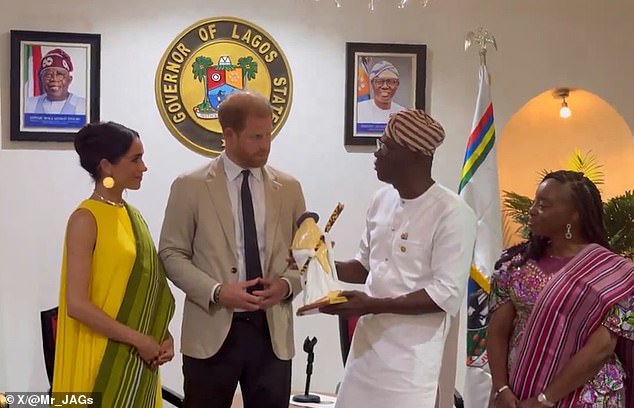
[134,333,161,365]
[495,388,519,408]
[517,397,542,408]
[156,333,175,366]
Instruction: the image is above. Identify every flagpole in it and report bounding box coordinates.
[465,27,497,80]
[461,26,502,408]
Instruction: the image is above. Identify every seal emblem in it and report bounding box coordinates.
[156,17,293,156]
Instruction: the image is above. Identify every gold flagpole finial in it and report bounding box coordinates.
[465,27,497,66]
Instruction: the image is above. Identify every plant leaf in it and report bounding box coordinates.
[604,191,634,259]
[565,149,605,185]
[501,191,533,240]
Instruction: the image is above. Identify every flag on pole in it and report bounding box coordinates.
[459,62,503,408]
[24,44,42,97]
[356,57,371,102]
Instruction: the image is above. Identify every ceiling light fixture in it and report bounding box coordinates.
[556,88,571,119]
[311,0,430,10]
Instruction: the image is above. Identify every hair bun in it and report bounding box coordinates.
[73,122,139,181]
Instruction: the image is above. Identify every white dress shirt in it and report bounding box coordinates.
[209,154,293,305]
[209,154,267,306]
[222,153,267,283]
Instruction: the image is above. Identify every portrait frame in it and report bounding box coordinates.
[344,42,426,146]
[10,30,101,142]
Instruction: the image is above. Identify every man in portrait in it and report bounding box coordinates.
[356,60,405,127]
[24,48,86,115]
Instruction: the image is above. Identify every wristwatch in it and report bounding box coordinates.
[537,392,555,407]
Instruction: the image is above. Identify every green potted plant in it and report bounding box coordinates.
[502,150,634,258]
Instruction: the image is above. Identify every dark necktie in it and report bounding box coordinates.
[241,170,263,291]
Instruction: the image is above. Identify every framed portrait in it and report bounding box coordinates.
[10,30,101,142]
[344,42,426,146]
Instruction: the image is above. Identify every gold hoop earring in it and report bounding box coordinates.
[565,223,573,240]
[102,176,115,189]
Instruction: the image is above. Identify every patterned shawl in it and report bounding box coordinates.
[92,204,175,407]
[509,244,634,407]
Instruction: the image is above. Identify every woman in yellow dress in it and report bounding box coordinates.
[52,122,175,407]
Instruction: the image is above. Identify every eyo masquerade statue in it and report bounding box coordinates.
[292,203,347,315]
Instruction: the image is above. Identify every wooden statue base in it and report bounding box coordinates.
[297,292,347,316]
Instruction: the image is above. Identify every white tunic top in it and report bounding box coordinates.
[24,93,86,114]
[357,99,406,124]
[336,183,476,408]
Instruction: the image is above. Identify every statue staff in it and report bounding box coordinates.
[300,203,344,275]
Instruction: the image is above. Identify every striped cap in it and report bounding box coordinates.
[369,60,399,80]
[384,109,445,155]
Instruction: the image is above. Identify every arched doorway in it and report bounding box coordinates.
[498,88,634,246]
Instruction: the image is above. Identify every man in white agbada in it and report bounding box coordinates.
[356,61,406,125]
[321,109,477,407]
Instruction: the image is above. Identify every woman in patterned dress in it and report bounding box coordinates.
[487,170,634,408]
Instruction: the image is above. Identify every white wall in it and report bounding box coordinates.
[2,0,634,399]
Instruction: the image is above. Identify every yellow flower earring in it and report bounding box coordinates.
[102,176,115,189]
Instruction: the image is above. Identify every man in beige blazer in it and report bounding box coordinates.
[159,91,306,408]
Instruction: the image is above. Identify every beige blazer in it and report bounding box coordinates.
[159,157,306,360]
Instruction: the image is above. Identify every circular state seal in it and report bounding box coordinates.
[155,17,293,156]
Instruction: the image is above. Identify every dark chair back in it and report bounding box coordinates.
[39,306,183,407]
[162,387,184,407]
[40,306,59,385]
[338,315,359,366]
